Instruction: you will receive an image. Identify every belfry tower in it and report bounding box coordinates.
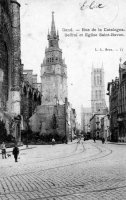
[41,12,67,106]
[91,65,106,114]
[33,12,68,138]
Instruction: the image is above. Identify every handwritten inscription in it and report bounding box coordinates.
[80,0,105,11]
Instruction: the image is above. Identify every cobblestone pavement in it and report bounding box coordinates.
[0,140,126,200]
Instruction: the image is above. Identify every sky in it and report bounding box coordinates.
[18,0,126,123]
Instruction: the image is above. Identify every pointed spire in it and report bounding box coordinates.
[51,11,56,36]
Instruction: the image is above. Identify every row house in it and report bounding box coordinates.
[90,113,105,139]
[118,61,126,142]
[107,77,119,141]
[107,60,126,142]
[63,101,76,142]
[100,115,110,141]
[70,108,76,141]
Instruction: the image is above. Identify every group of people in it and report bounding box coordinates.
[1,142,19,162]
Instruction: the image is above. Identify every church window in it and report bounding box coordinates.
[52,57,54,62]
[56,57,58,61]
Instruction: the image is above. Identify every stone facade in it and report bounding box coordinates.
[32,12,68,140]
[41,12,67,106]
[70,108,76,141]
[90,113,105,139]
[100,115,110,141]
[118,61,126,141]
[108,61,126,142]
[81,106,92,134]
[107,78,119,142]
[0,0,22,141]
[21,70,41,131]
[91,66,106,114]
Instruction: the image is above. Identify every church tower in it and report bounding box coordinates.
[41,12,67,106]
[91,65,106,114]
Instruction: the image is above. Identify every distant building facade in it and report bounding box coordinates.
[81,106,92,134]
[90,113,105,139]
[70,107,76,140]
[107,78,119,142]
[118,61,126,142]
[91,66,106,114]
[100,114,110,141]
[107,60,126,142]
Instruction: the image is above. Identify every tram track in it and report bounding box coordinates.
[0,141,112,179]
[0,142,124,200]
[0,177,126,199]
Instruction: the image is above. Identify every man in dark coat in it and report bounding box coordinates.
[12,144,19,162]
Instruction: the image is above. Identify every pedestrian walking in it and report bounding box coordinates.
[12,144,19,162]
[1,142,7,159]
[102,137,105,144]
[93,136,96,143]
[52,138,55,145]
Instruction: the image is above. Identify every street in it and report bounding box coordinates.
[0,140,126,200]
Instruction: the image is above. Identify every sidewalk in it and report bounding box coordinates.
[107,141,126,145]
[0,139,77,156]
[0,145,36,155]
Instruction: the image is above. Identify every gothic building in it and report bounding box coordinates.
[40,12,68,139]
[41,12,67,106]
[0,0,21,113]
[0,1,41,143]
[91,65,106,114]
[29,12,68,141]
[0,0,22,141]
